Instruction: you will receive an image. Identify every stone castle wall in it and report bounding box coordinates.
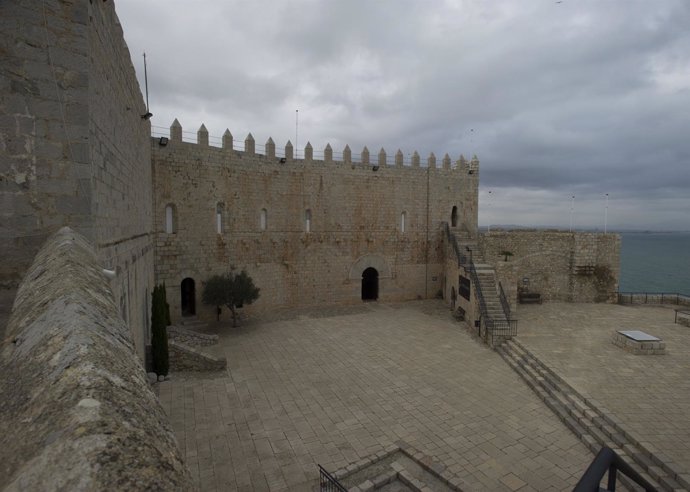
[0,0,153,358]
[87,1,154,359]
[0,228,191,490]
[479,230,621,304]
[152,126,479,322]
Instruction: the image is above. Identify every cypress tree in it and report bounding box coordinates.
[151,285,169,376]
[162,283,171,326]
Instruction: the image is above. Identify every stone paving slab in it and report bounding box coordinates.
[516,302,690,481]
[158,301,593,491]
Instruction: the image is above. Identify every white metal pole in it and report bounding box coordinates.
[295,109,299,159]
[604,193,609,233]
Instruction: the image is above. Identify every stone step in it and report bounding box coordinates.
[498,341,678,491]
[179,318,208,330]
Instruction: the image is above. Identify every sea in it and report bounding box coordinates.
[619,232,690,294]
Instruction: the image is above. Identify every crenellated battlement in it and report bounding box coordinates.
[154,120,480,173]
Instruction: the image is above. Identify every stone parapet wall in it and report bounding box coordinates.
[0,228,192,490]
[480,230,620,304]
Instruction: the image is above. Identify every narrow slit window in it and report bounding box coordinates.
[401,211,407,233]
[305,209,312,233]
[165,204,176,234]
[260,208,267,231]
[216,203,224,234]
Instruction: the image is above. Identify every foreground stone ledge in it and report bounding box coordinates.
[0,227,194,491]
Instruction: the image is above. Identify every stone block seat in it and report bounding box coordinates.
[519,291,542,304]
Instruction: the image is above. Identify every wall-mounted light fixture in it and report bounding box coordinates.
[141,112,153,120]
[279,157,287,164]
[158,137,169,146]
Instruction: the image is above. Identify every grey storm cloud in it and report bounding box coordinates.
[116,0,690,230]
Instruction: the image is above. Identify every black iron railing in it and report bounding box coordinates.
[443,222,469,266]
[618,292,690,306]
[573,447,656,492]
[485,319,518,346]
[443,222,518,346]
[318,465,347,491]
[498,281,511,319]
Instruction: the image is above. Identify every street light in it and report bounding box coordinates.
[604,193,609,233]
[487,190,492,233]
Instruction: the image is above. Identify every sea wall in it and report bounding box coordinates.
[0,0,154,359]
[480,230,621,304]
[0,228,191,490]
[152,123,479,322]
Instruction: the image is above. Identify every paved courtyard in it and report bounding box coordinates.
[158,301,592,491]
[516,301,690,483]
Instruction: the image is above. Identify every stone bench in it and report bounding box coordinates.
[519,292,542,304]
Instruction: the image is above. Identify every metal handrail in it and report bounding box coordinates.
[617,292,690,306]
[498,281,511,319]
[573,447,656,492]
[318,465,348,491]
[443,222,517,345]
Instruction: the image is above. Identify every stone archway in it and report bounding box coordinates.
[362,267,379,301]
[180,277,196,316]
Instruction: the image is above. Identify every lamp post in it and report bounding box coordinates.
[569,195,575,232]
[487,190,492,233]
[604,193,609,233]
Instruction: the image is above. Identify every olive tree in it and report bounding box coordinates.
[202,269,260,326]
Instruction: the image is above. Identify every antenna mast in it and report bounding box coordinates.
[144,52,150,111]
[141,52,152,120]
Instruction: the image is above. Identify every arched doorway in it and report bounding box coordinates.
[181,278,196,316]
[361,267,379,301]
[451,206,458,227]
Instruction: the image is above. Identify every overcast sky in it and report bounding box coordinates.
[116,0,690,231]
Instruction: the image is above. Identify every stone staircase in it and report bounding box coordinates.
[474,265,507,324]
[450,229,512,345]
[167,317,227,372]
[498,338,688,491]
